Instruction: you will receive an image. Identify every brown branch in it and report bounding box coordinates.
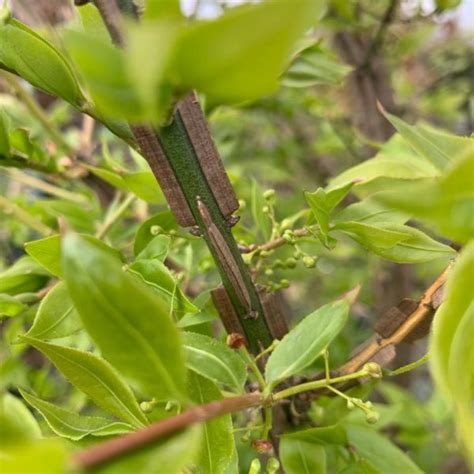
[73,392,263,471]
[240,227,311,254]
[362,0,399,68]
[337,265,450,376]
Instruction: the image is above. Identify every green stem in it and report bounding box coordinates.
[95,193,135,239]
[388,353,429,377]
[1,71,74,154]
[0,194,53,236]
[272,368,369,401]
[5,169,87,204]
[239,346,266,390]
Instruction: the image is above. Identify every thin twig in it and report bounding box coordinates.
[361,0,399,68]
[95,193,135,239]
[73,392,263,470]
[0,194,54,236]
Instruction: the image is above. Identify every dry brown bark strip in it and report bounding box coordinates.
[337,265,450,376]
[131,124,195,226]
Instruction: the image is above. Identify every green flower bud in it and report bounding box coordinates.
[280,279,290,288]
[150,225,162,236]
[262,205,270,214]
[346,399,355,410]
[285,257,297,268]
[238,199,246,210]
[280,218,291,230]
[363,362,382,379]
[266,457,280,474]
[263,189,276,200]
[366,411,380,424]
[303,256,317,268]
[265,268,274,276]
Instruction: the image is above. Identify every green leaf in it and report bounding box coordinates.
[265,299,349,387]
[0,392,41,447]
[283,424,347,445]
[123,171,164,204]
[376,151,474,243]
[381,111,473,170]
[334,221,411,249]
[20,336,148,428]
[87,166,129,191]
[0,18,83,105]
[0,109,10,157]
[143,0,182,20]
[0,293,26,318]
[183,332,247,393]
[96,425,202,474]
[280,438,326,474]
[62,233,186,400]
[344,424,422,473]
[187,372,235,474]
[305,182,354,234]
[0,256,49,295]
[136,235,170,261]
[173,0,326,105]
[128,259,197,316]
[282,43,352,88]
[0,439,67,474]
[333,196,409,226]
[25,234,122,278]
[335,222,455,263]
[25,282,82,340]
[134,210,177,256]
[65,31,142,119]
[340,459,380,474]
[20,390,133,441]
[431,242,474,464]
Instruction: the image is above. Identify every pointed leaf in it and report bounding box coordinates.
[265,299,349,386]
[174,0,326,105]
[183,332,247,393]
[20,336,148,428]
[187,372,235,474]
[62,233,186,400]
[280,438,326,474]
[26,282,81,340]
[20,390,133,441]
[0,18,83,105]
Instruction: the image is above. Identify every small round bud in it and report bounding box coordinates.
[238,199,246,210]
[283,233,295,244]
[285,257,297,269]
[273,259,283,268]
[280,279,290,288]
[346,399,355,410]
[366,411,380,424]
[150,225,162,236]
[280,218,291,230]
[262,205,270,214]
[168,230,177,236]
[227,333,246,349]
[265,268,274,276]
[266,457,280,474]
[303,256,317,268]
[140,401,154,413]
[364,401,373,409]
[263,189,276,201]
[363,362,382,379]
[252,439,273,454]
